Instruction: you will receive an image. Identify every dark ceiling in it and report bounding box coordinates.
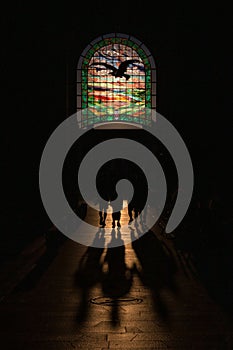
[1,1,232,218]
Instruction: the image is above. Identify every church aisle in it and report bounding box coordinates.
[0,205,232,350]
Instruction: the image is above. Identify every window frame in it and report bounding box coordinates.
[77,33,156,128]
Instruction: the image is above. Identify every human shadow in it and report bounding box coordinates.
[130,227,178,325]
[74,228,105,322]
[101,229,133,326]
[75,224,179,326]
[74,228,134,325]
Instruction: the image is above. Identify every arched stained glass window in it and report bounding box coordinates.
[77,33,156,128]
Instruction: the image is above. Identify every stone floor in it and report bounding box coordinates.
[0,204,232,349]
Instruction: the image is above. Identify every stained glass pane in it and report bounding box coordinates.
[127,41,134,47]
[80,37,155,127]
[132,44,138,50]
[83,58,89,66]
[87,43,146,118]
[93,44,100,50]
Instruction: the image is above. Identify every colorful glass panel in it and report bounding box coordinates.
[87,43,145,118]
[79,36,155,127]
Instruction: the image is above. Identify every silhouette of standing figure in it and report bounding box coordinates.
[96,167,111,228]
[112,209,121,228]
[108,172,123,229]
[99,198,108,228]
[111,190,122,228]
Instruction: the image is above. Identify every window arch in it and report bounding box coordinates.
[77,33,156,128]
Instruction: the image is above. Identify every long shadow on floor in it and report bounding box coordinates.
[74,228,106,322]
[74,226,178,326]
[130,227,178,325]
[101,229,134,326]
[74,228,133,326]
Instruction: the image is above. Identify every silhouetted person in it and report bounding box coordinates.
[110,189,123,228]
[127,170,146,225]
[96,167,111,227]
[99,198,108,228]
[112,210,121,228]
[128,200,134,224]
[108,173,123,228]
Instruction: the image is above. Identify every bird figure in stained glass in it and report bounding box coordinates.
[90,59,141,80]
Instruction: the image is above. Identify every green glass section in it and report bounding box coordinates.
[127,41,134,47]
[99,41,106,48]
[137,49,147,59]
[84,58,90,65]
[146,88,151,95]
[88,48,95,56]
[82,115,153,127]
[132,43,138,50]
[104,39,111,45]
[93,43,100,50]
[84,52,90,59]
[121,39,129,46]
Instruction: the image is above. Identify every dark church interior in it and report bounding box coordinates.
[1,2,233,349]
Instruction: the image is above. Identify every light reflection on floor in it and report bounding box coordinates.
[78,199,158,248]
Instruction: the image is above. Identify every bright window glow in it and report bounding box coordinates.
[78,35,156,127]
